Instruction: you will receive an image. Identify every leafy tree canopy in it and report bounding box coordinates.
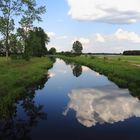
[48,47,56,55]
[72,40,83,54]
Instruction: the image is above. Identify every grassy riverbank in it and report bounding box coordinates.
[59,55,140,97]
[99,55,140,65]
[0,57,54,119]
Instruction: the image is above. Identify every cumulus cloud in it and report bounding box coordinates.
[114,29,140,43]
[94,29,140,43]
[95,33,105,43]
[72,37,90,45]
[46,32,68,40]
[67,0,140,24]
[63,85,140,127]
[79,38,90,44]
[46,29,140,53]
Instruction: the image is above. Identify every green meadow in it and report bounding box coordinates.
[0,57,53,119]
[100,55,140,64]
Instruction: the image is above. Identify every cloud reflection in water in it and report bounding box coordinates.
[63,85,140,127]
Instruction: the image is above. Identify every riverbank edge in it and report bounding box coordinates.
[58,55,140,98]
[0,57,54,119]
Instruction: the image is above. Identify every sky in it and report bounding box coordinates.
[36,0,140,53]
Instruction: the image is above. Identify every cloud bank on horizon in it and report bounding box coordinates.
[46,0,140,53]
[47,28,140,53]
[95,29,140,43]
[68,0,140,24]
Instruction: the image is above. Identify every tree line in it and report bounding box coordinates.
[0,0,56,60]
[58,40,83,56]
[123,50,140,55]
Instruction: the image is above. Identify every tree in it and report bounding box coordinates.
[0,0,23,59]
[19,0,46,60]
[37,27,50,55]
[72,40,83,54]
[0,0,46,60]
[33,27,49,56]
[9,34,23,55]
[123,50,140,55]
[26,27,49,57]
[26,30,41,57]
[48,47,56,55]
[0,40,5,55]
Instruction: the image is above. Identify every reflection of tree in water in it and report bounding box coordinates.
[64,60,71,66]
[0,103,47,140]
[63,60,83,77]
[72,65,83,77]
[0,75,49,140]
[27,75,49,93]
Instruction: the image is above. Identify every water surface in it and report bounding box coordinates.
[1,59,140,140]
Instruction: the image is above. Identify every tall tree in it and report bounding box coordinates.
[0,0,23,59]
[26,27,49,57]
[72,40,83,54]
[37,27,50,54]
[19,0,46,60]
[33,27,49,56]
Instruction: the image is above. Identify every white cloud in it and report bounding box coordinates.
[64,85,140,127]
[46,32,56,38]
[46,32,68,40]
[84,29,140,53]
[95,33,105,43]
[67,0,140,24]
[72,37,90,45]
[46,29,140,53]
[79,38,90,45]
[114,29,140,43]
[94,29,140,43]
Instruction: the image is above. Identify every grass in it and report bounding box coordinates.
[0,57,54,119]
[99,55,140,64]
[59,55,140,98]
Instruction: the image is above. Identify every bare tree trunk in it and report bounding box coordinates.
[6,50,9,60]
[5,26,9,60]
[5,1,11,60]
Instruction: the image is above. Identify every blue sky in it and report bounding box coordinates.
[36,0,140,53]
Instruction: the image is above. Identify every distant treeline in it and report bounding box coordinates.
[123,50,140,55]
[83,53,122,55]
[58,51,121,56]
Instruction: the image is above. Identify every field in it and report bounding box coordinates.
[59,55,140,98]
[100,55,140,65]
[0,57,54,119]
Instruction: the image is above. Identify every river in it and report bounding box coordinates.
[1,58,140,140]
